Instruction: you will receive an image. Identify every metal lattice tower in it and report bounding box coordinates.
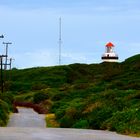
[59,17,62,65]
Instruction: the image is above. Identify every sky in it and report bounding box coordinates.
[0,0,140,68]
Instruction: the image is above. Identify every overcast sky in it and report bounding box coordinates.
[0,0,140,68]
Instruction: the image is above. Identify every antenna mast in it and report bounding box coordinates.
[59,17,62,65]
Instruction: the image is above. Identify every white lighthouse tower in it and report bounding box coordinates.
[101,42,119,62]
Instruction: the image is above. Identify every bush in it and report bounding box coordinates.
[0,92,15,112]
[33,91,49,104]
[102,108,140,134]
[51,92,67,101]
[88,106,114,129]
[0,99,10,126]
[14,92,35,102]
[31,83,48,90]
[73,120,89,128]
[55,108,66,120]
[60,115,75,128]
[54,102,69,119]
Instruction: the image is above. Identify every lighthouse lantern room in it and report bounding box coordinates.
[101,42,119,62]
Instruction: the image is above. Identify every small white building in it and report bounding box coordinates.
[101,42,119,62]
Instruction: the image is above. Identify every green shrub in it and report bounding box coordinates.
[55,108,66,119]
[72,119,89,128]
[60,115,75,128]
[31,83,48,90]
[88,106,114,129]
[15,92,35,102]
[102,108,140,134]
[54,102,69,119]
[33,91,49,104]
[0,99,10,126]
[0,92,14,111]
[51,92,67,101]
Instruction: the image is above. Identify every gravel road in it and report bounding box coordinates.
[0,107,139,140]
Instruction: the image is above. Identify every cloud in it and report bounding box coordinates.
[62,52,87,63]
[13,50,57,68]
[12,50,101,68]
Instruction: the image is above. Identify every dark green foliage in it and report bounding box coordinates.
[31,83,48,90]
[14,92,35,102]
[0,92,15,126]
[0,99,10,126]
[123,54,140,67]
[60,116,75,128]
[72,120,89,128]
[33,91,49,104]
[102,108,140,134]
[89,105,115,128]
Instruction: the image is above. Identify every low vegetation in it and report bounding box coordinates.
[45,114,60,127]
[0,92,15,126]
[0,54,140,136]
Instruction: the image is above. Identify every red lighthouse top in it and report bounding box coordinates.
[106,42,114,47]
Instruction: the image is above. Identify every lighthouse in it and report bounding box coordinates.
[101,42,119,62]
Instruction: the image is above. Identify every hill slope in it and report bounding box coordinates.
[1,54,140,135]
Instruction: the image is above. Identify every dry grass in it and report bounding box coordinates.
[46,114,60,128]
[128,133,140,137]
[83,101,102,114]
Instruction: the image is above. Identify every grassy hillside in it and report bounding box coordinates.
[1,54,140,135]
